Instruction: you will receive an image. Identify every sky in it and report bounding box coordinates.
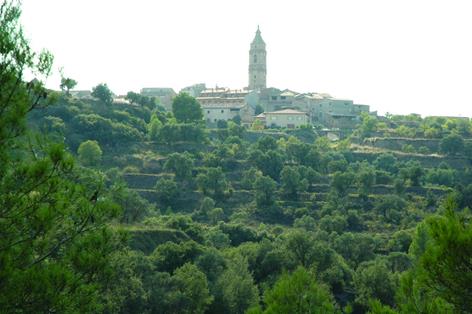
[20,0,472,117]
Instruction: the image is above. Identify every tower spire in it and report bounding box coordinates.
[248,26,266,90]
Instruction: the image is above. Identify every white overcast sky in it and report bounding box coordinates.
[20,0,472,117]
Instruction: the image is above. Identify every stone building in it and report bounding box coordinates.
[197,88,255,126]
[248,26,267,90]
[140,87,176,111]
[180,83,206,97]
[255,87,370,129]
[257,109,308,128]
[310,98,370,128]
[70,90,93,99]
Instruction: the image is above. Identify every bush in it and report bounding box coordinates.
[440,133,464,156]
[77,140,102,166]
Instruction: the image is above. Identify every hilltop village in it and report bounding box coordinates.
[4,0,472,310]
[72,27,373,134]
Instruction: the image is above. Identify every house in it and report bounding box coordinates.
[140,87,176,111]
[70,90,93,99]
[180,83,206,97]
[197,88,256,126]
[261,109,308,128]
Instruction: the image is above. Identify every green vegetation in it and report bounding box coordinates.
[92,83,113,104]
[2,1,472,313]
[172,92,203,123]
[77,139,103,166]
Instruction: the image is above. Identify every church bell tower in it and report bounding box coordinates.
[248,26,266,90]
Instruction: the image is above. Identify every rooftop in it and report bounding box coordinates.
[200,102,246,109]
[251,26,265,47]
[140,87,176,96]
[265,109,308,115]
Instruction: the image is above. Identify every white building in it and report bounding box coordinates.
[258,109,308,128]
[197,88,255,125]
[202,101,248,123]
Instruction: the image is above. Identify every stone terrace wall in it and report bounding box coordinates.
[363,137,472,152]
[350,151,471,169]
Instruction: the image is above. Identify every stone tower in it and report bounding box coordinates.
[248,26,266,90]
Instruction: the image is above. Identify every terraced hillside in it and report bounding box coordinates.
[28,95,472,313]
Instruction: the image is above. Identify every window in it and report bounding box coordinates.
[288,116,293,121]
[271,116,277,120]
[254,54,257,63]
[271,96,277,100]
[281,96,286,100]
[221,109,224,113]
[207,110,210,114]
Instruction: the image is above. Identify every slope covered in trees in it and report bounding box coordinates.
[2,1,472,313]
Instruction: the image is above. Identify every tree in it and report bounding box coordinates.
[255,267,336,314]
[333,232,376,267]
[413,202,472,312]
[375,195,406,223]
[393,201,469,313]
[215,255,259,314]
[374,154,398,174]
[125,91,141,104]
[358,113,378,138]
[294,215,317,231]
[284,230,317,268]
[398,161,424,187]
[156,123,207,145]
[196,167,229,200]
[208,207,224,225]
[0,3,122,311]
[241,167,263,189]
[251,119,265,130]
[254,175,277,207]
[125,91,156,109]
[109,181,155,223]
[155,178,179,208]
[172,92,203,123]
[354,260,397,309]
[357,165,376,196]
[151,240,202,273]
[231,114,242,125]
[60,77,77,95]
[280,165,308,199]
[249,149,284,180]
[331,171,355,196]
[256,136,278,151]
[77,140,103,166]
[148,112,163,140]
[440,133,464,156]
[164,152,194,181]
[170,263,213,314]
[228,120,244,138]
[255,104,264,115]
[286,137,310,163]
[92,83,113,104]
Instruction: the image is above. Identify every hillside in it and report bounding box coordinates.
[3,2,472,313]
[25,94,472,313]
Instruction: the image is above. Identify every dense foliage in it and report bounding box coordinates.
[2,1,472,313]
